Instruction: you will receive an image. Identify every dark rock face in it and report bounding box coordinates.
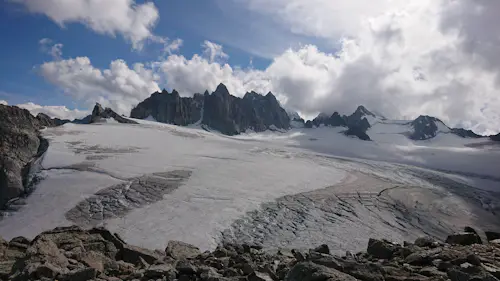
[329,112,347,127]
[0,105,48,208]
[345,106,373,132]
[451,128,483,138]
[409,115,443,140]
[130,90,203,126]
[241,91,290,132]
[446,232,482,246]
[304,120,313,128]
[310,112,347,128]
[90,103,138,124]
[72,115,92,124]
[491,133,500,141]
[4,226,500,281]
[131,83,290,135]
[312,113,330,127]
[36,113,71,127]
[344,126,371,140]
[202,85,290,135]
[202,84,247,135]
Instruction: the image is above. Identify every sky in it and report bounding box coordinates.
[0,0,499,134]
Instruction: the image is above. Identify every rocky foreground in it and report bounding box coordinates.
[1,226,500,281]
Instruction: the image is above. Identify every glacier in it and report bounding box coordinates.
[0,118,499,254]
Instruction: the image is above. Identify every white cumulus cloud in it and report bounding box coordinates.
[202,41,229,63]
[33,0,500,135]
[0,100,8,105]
[157,0,500,135]
[162,38,183,56]
[38,57,160,114]
[39,38,63,60]
[13,0,160,49]
[16,102,89,120]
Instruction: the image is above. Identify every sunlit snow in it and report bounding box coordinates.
[0,119,499,252]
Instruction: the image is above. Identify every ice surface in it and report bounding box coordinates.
[0,120,499,252]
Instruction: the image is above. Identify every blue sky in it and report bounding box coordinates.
[0,0,499,134]
[0,1,268,105]
[0,0,326,108]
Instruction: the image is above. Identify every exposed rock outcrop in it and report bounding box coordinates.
[240,91,290,133]
[408,115,446,140]
[3,226,500,281]
[0,105,51,209]
[72,115,92,124]
[491,133,500,141]
[130,83,290,135]
[310,112,347,128]
[345,106,373,132]
[451,128,483,138]
[344,126,371,141]
[90,103,138,124]
[130,90,203,126]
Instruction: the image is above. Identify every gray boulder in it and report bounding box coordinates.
[285,262,359,281]
[446,232,482,246]
[367,238,398,259]
[166,240,201,259]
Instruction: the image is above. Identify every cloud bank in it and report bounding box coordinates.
[33,0,500,135]
[16,102,89,120]
[13,0,160,49]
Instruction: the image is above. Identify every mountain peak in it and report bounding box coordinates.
[215,83,230,96]
[90,103,137,124]
[171,89,180,97]
[355,105,376,117]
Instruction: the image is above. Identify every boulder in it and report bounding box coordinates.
[285,262,359,281]
[248,271,274,281]
[145,264,175,279]
[486,232,500,242]
[166,240,201,259]
[446,232,482,246]
[414,237,438,248]
[367,239,398,259]
[176,260,197,275]
[121,244,161,265]
[311,244,330,255]
[59,267,98,281]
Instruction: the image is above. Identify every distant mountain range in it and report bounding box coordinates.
[26,82,499,142]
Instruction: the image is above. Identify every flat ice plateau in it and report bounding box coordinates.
[1,119,499,254]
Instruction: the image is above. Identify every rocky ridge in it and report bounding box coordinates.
[2,226,500,281]
[130,84,290,136]
[90,103,138,124]
[0,105,65,209]
[305,106,374,140]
